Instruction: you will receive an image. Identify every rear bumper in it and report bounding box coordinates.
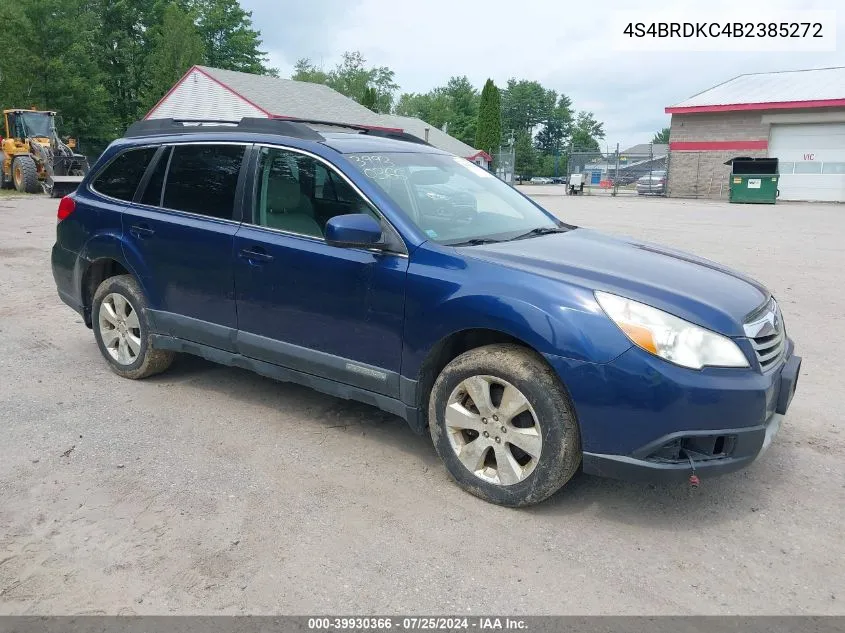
[547,342,801,483]
[51,243,84,317]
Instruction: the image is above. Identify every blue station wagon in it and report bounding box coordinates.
[51,118,801,506]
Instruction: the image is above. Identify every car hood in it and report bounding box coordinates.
[463,228,769,336]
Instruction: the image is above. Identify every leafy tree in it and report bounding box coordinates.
[392,76,477,145]
[570,111,605,151]
[95,0,161,131]
[292,51,398,113]
[514,130,537,178]
[441,76,478,145]
[190,0,271,75]
[0,0,111,140]
[141,3,205,111]
[291,58,329,85]
[475,79,501,158]
[652,127,670,144]
[535,94,573,156]
[394,90,451,129]
[501,79,557,136]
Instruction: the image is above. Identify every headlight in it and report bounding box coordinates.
[595,291,749,369]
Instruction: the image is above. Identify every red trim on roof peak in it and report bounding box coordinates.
[466,150,493,162]
[144,65,197,119]
[145,65,274,119]
[666,98,845,114]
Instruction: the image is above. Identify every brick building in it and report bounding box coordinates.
[666,67,845,202]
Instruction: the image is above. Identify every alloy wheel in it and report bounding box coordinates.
[98,293,142,365]
[445,375,542,486]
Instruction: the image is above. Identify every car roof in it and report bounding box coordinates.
[319,132,446,155]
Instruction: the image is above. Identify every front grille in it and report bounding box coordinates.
[744,298,786,371]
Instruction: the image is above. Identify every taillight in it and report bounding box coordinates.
[57,196,76,221]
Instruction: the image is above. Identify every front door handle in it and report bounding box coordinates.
[129,224,155,239]
[239,247,274,263]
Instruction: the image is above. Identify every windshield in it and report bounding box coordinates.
[346,152,561,245]
[19,112,54,137]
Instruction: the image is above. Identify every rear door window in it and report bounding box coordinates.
[92,146,158,201]
[162,144,246,220]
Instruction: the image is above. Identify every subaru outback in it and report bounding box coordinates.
[51,117,801,507]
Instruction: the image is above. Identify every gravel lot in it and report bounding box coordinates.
[1,191,842,615]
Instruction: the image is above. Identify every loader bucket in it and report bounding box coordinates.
[45,175,84,198]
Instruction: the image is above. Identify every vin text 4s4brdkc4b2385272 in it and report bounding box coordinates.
[51,117,801,507]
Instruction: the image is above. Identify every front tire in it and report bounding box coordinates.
[92,275,174,379]
[428,344,581,507]
[12,156,39,193]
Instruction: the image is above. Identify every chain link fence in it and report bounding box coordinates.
[563,143,669,196]
[493,145,516,184]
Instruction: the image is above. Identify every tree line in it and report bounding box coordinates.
[0,0,273,155]
[0,0,607,176]
[294,54,608,178]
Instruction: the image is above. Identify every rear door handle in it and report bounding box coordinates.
[129,224,155,239]
[239,247,274,263]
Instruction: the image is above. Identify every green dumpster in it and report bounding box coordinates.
[726,157,779,204]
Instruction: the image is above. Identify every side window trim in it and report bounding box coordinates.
[132,145,169,205]
[250,143,408,255]
[142,141,249,222]
[88,144,159,203]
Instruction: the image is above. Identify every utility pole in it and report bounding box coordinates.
[612,142,620,197]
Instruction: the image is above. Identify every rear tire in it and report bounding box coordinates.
[0,153,13,189]
[92,275,174,380]
[12,156,39,193]
[428,344,581,507]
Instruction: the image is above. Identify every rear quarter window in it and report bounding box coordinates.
[91,146,158,201]
[161,144,245,220]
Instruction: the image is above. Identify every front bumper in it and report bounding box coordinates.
[546,341,801,482]
[581,411,784,483]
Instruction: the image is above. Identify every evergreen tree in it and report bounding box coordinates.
[514,130,537,178]
[361,86,378,112]
[474,79,501,158]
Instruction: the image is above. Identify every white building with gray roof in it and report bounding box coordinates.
[145,65,491,168]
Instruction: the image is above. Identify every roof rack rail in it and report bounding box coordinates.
[274,117,430,146]
[124,117,323,140]
[124,116,430,147]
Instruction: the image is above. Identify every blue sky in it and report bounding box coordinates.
[242,0,844,147]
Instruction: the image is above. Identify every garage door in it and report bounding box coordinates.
[769,123,845,202]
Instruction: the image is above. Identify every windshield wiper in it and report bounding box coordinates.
[450,237,503,246]
[509,226,568,241]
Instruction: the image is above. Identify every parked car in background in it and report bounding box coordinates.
[637,170,667,195]
[51,117,800,507]
[530,176,551,184]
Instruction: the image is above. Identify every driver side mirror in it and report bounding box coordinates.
[325,214,384,249]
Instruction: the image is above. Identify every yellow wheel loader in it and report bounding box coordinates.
[1,109,89,197]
